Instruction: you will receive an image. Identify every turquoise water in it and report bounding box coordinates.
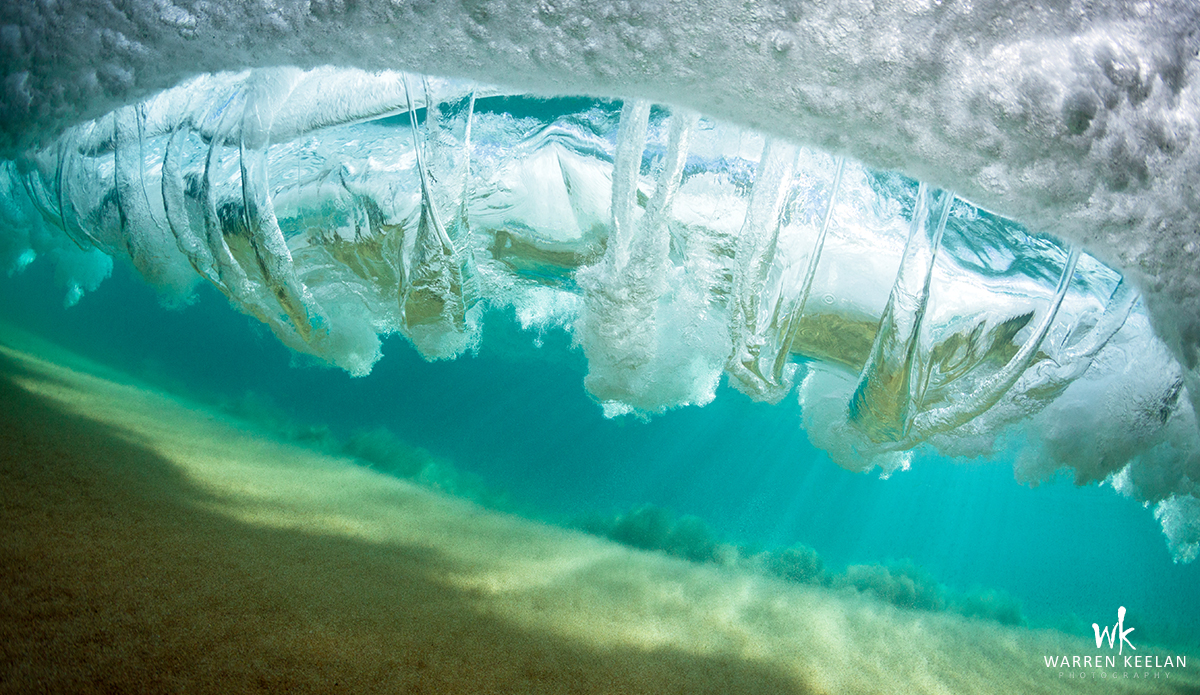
[4,257,1197,651]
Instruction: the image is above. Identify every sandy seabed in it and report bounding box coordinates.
[0,325,1195,695]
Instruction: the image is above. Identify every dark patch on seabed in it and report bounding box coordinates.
[0,348,805,694]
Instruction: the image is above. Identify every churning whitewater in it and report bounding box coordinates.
[0,0,1198,564]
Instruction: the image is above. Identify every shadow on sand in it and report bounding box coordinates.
[0,349,810,694]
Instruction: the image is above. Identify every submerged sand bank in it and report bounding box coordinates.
[0,327,1194,694]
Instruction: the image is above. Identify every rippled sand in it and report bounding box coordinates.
[0,326,1193,694]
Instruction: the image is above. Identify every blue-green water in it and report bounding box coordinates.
[3,257,1197,650]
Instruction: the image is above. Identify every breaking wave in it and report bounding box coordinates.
[0,66,1197,562]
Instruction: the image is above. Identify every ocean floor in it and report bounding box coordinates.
[0,324,1195,694]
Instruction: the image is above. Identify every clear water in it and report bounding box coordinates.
[3,256,1196,651]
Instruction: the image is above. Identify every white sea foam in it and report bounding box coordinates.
[2,1,1197,370]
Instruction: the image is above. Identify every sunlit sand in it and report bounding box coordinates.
[0,325,1193,694]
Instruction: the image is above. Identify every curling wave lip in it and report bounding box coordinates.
[2,0,1199,400]
[0,68,1196,562]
